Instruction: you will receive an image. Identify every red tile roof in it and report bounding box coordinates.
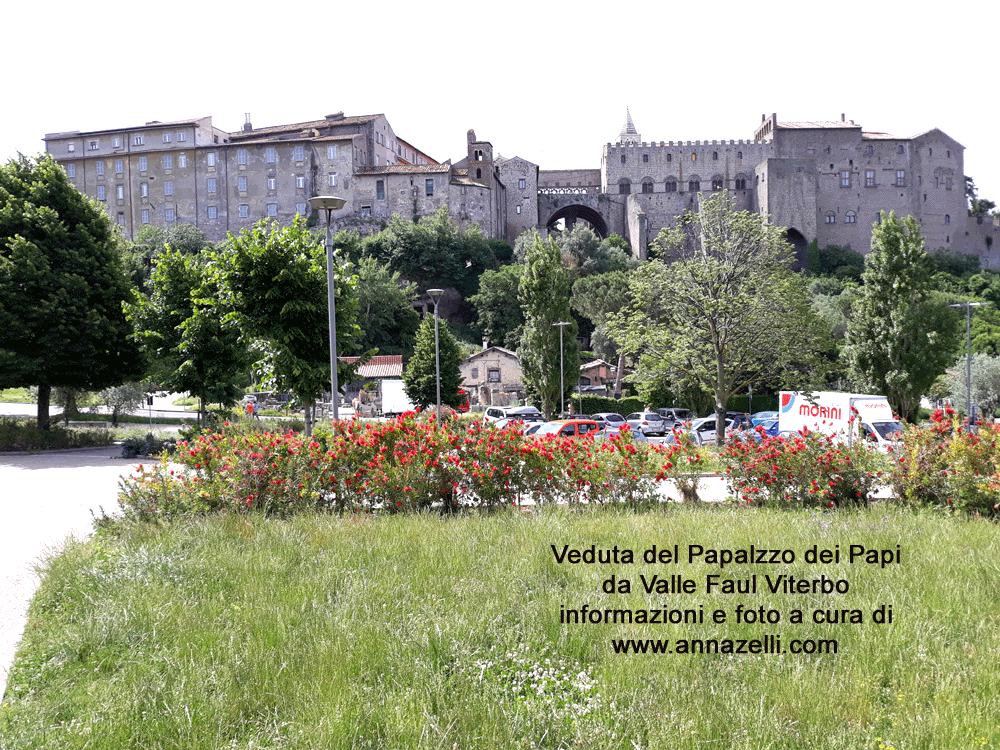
[340,355,403,378]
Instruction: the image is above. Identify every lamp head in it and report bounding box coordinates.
[308,196,346,211]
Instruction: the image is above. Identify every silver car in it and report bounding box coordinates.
[625,411,668,437]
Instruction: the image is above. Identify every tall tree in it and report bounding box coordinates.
[0,155,144,429]
[469,264,525,350]
[402,315,464,412]
[611,192,828,442]
[844,212,959,422]
[126,246,249,427]
[220,217,362,434]
[353,256,420,357]
[517,235,579,417]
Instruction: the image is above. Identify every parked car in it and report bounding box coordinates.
[684,416,736,445]
[756,418,780,438]
[493,414,546,431]
[592,412,627,434]
[657,407,695,428]
[534,419,602,438]
[625,411,668,437]
[750,411,779,426]
[483,405,543,425]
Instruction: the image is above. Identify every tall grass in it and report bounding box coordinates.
[2,506,998,749]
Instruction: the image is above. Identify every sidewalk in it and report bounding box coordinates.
[0,446,142,700]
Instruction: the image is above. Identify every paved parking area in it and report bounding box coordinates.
[0,447,141,699]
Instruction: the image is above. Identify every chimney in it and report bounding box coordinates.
[325,112,345,122]
[242,113,253,132]
[841,113,845,122]
[482,338,489,351]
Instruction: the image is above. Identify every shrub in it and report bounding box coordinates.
[0,417,114,452]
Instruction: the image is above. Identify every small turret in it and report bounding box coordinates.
[617,108,640,145]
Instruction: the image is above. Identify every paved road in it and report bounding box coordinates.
[0,446,142,700]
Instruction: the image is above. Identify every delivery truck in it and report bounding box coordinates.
[778,391,904,450]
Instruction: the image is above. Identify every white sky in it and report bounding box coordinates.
[4,0,998,211]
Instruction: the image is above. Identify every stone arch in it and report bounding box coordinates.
[786,228,809,270]
[545,204,610,239]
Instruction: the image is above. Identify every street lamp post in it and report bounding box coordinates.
[948,301,990,424]
[308,196,346,422]
[553,321,571,418]
[428,289,445,424]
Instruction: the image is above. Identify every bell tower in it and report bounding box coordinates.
[617,108,640,146]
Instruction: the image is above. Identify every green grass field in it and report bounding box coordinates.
[2,506,999,749]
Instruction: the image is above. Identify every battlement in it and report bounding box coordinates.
[607,139,765,149]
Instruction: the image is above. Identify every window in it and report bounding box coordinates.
[712,151,718,161]
[238,176,247,192]
[139,156,147,172]
[89,139,100,151]
[896,170,905,187]
[691,153,697,162]
[162,154,173,170]
[897,145,904,154]
[165,208,175,222]
[296,202,306,215]
[518,178,526,189]
[133,134,144,146]
[162,132,171,143]
[178,154,187,168]
[865,170,875,187]
[117,212,125,226]
[328,173,338,187]
[689,179,700,192]
[840,171,850,188]
[471,367,479,379]
[620,155,626,165]
[734,176,747,190]
[140,182,148,197]
[67,143,75,152]
[97,185,105,200]
[360,205,371,217]
[327,145,337,159]
[207,206,218,220]
[267,203,278,217]
[265,147,276,164]
[267,177,276,191]
[207,152,216,167]
[945,214,951,225]
[293,145,304,162]
[207,178,217,194]
[177,131,186,142]
[239,204,249,218]
[487,368,501,383]
[112,137,121,149]
[164,180,173,196]
[845,211,856,224]
[515,205,522,214]
[619,179,631,195]
[95,161,104,176]
[665,179,677,193]
[865,144,873,155]
[642,154,649,163]
[115,158,124,175]
[641,179,654,194]
[946,176,953,190]
[66,163,76,178]
[141,209,150,224]
[116,185,124,200]
[295,175,305,189]
[712,177,724,191]
[825,213,836,224]
[737,151,743,160]
[425,179,434,196]
[667,153,672,162]
[376,179,385,200]
[237,149,247,165]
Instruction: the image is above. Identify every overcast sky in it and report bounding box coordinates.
[5,0,998,215]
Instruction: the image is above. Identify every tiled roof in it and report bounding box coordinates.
[777,120,862,130]
[355,163,451,175]
[229,114,382,140]
[340,355,403,378]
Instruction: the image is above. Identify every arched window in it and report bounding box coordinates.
[688,177,701,192]
[619,178,631,195]
[711,175,724,191]
[825,213,836,224]
[641,178,654,194]
[734,174,747,190]
[665,179,677,193]
[845,211,856,224]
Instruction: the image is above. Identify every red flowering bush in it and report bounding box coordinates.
[888,408,1000,516]
[722,426,884,508]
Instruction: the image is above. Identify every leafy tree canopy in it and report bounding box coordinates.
[402,315,464,411]
[844,212,960,422]
[353,256,420,357]
[469,264,525,351]
[0,154,144,428]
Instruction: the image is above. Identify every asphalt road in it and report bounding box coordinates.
[0,446,142,700]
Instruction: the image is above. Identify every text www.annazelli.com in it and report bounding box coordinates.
[610,634,838,655]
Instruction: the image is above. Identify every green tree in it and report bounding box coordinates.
[844,212,959,422]
[0,155,144,429]
[99,381,148,427]
[945,352,1000,419]
[517,235,579,417]
[571,270,631,393]
[966,175,997,217]
[221,217,362,434]
[124,224,212,292]
[469,264,525,350]
[126,247,249,427]
[552,224,632,280]
[354,256,420,356]
[611,193,829,442]
[402,315,464,412]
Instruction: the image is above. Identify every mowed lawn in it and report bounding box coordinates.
[2,506,999,749]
